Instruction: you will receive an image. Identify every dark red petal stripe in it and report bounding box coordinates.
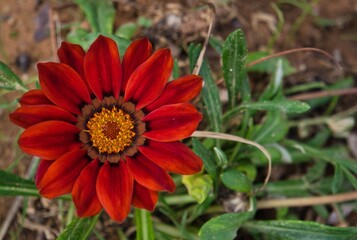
[143,103,202,142]
[139,140,202,175]
[124,48,173,110]
[84,35,122,100]
[145,75,203,112]
[96,161,133,222]
[38,63,91,115]
[18,120,81,160]
[38,149,89,198]
[122,38,152,92]
[72,159,102,217]
[127,154,176,192]
[19,89,52,106]
[132,182,158,211]
[10,105,77,129]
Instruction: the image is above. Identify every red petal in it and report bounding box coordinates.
[38,62,91,115]
[124,48,173,110]
[18,120,81,160]
[96,161,133,222]
[139,140,202,175]
[132,182,158,211]
[57,42,93,95]
[145,75,203,112]
[19,89,52,106]
[35,160,53,187]
[57,42,85,79]
[127,154,176,192]
[10,105,77,129]
[143,103,202,142]
[122,38,152,92]
[72,159,102,217]
[84,35,122,100]
[38,149,89,198]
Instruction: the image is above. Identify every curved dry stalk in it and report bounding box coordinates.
[192,2,216,76]
[246,47,342,71]
[290,87,357,101]
[191,131,272,193]
[257,191,357,209]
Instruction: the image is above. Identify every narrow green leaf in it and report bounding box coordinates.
[242,220,357,240]
[240,100,310,114]
[213,147,228,168]
[115,22,138,39]
[199,208,255,240]
[222,29,250,108]
[259,59,284,101]
[341,167,357,191]
[192,138,217,179]
[188,44,222,135]
[135,208,155,240]
[221,169,252,193]
[209,36,223,55]
[332,164,344,193]
[57,215,100,240]
[0,170,39,196]
[0,61,26,91]
[251,111,289,144]
[75,0,115,34]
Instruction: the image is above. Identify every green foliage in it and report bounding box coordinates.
[0,170,38,197]
[199,201,256,240]
[57,215,100,240]
[0,61,26,91]
[135,209,155,240]
[222,29,250,108]
[74,0,115,34]
[242,220,357,240]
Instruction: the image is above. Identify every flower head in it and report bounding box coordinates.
[10,35,203,222]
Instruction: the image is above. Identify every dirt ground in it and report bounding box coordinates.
[0,0,356,239]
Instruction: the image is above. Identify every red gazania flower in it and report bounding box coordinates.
[10,35,203,222]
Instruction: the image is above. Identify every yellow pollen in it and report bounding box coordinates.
[86,107,135,154]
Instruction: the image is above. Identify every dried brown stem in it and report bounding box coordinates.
[290,87,357,101]
[246,47,341,70]
[257,191,357,209]
[192,2,216,76]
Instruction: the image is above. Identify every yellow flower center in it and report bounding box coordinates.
[86,107,135,154]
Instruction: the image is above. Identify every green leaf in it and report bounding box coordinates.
[222,29,250,108]
[135,208,155,240]
[332,164,343,193]
[247,51,296,76]
[213,147,228,168]
[259,59,284,101]
[0,61,26,91]
[57,215,100,240]
[188,44,222,136]
[221,169,252,193]
[199,208,255,240]
[240,99,310,114]
[0,170,39,197]
[242,220,357,240]
[182,174,213,204]
[209,36,223,55]
[192,139,217,179]
[251,111,289,144]
[115,22,138,39]
[137,16,153,28]
[75,0,115,34]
